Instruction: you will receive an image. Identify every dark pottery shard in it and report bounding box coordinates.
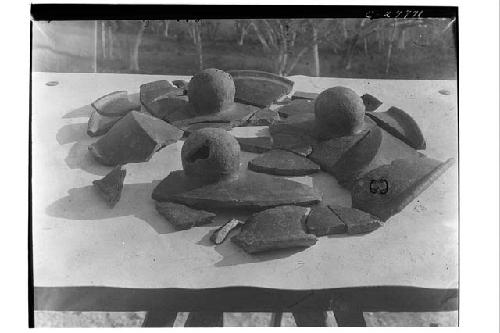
[210,218,244,245]
[89,111,183,166]
[152,170,221,202]
[309,126,383,188]
[351,157,455,221]
[91,91,141,117]
[173,79,189,90]
[87,110,122,137]
[232,205,316,254]
[309,131,368,172]
[146,94,188,120]
[269,113,318,156]
[271,133,313,157]
[184,122,233,136]
[248,149,320,176]
[92,166,126,208]
[366,106,426,150]
[305,205,346,236]
[140,80,176,114]
[276,99,315,119]
[361,94,383,112]
[170,102,259,130]
[245,108,281,126]
[292,91,319,101]
[170,172,321,211]
[329,204,382,234]
[270,113,319,139]
[228,70,294,108]
[323,126,383,187]
[155,201,216,230]
[236,136,273,154]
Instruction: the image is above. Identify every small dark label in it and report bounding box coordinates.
[370,179,389,194]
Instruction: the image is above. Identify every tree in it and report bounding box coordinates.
[187,20,203,71]
[129,21,147,72]
[249,19,311,76]
[234,20,252,46]
[164,20,170,38]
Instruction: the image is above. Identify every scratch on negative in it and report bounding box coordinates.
[287,291,315,310]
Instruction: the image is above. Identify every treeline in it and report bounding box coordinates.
[97,18,456,76]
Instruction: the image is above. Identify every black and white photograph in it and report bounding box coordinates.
[22,2,495,329]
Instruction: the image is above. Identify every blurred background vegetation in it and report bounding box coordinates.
[32,18,456,79]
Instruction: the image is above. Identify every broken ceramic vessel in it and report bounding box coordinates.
[366,106,426,150]
[291,91,319,101]
[305,205,346,236]
[92,90,141,117]
[92,165,126,208]
[245,108,281,126]
[248,149,320,176]
[236,136,273,154]
[232,205,316,254]
[228,70,294,108]
[149,69,261,131]
[89,111,183,166]
[87,110,122,137]
[210,218,244,245]
[361,93,383,112]
[329,204,383,234]
[169,171,321,211]
[276,99,314,119]
[351,156,454,221]
[155,201,216,230]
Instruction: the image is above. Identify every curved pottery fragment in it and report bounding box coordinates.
[89,111,183,166]
[87,110,122,137]
[228,70,294,108]
[248,149,320,176]
[366,106,426,150]
[309,126,383,188]
[91,90,140,117]
[351,157,455,221]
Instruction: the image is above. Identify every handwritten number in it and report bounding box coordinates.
[370,179,389,195]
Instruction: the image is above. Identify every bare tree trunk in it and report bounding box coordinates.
[342,19,348,40]
[363,37,368,55]
[398,29,406,49]
[101,21,107,59]
[385,20,398,74]
[285,46,309,76]
[107,24,114,59]
[238,25,248,46]
[190,21,203,70]
[377,28,384,52]
[311,25,320,76]
[129,21,146,72]
[164,20,170,38]
[250,21,270,51]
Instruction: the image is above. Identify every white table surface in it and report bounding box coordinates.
[32,72,458,291]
